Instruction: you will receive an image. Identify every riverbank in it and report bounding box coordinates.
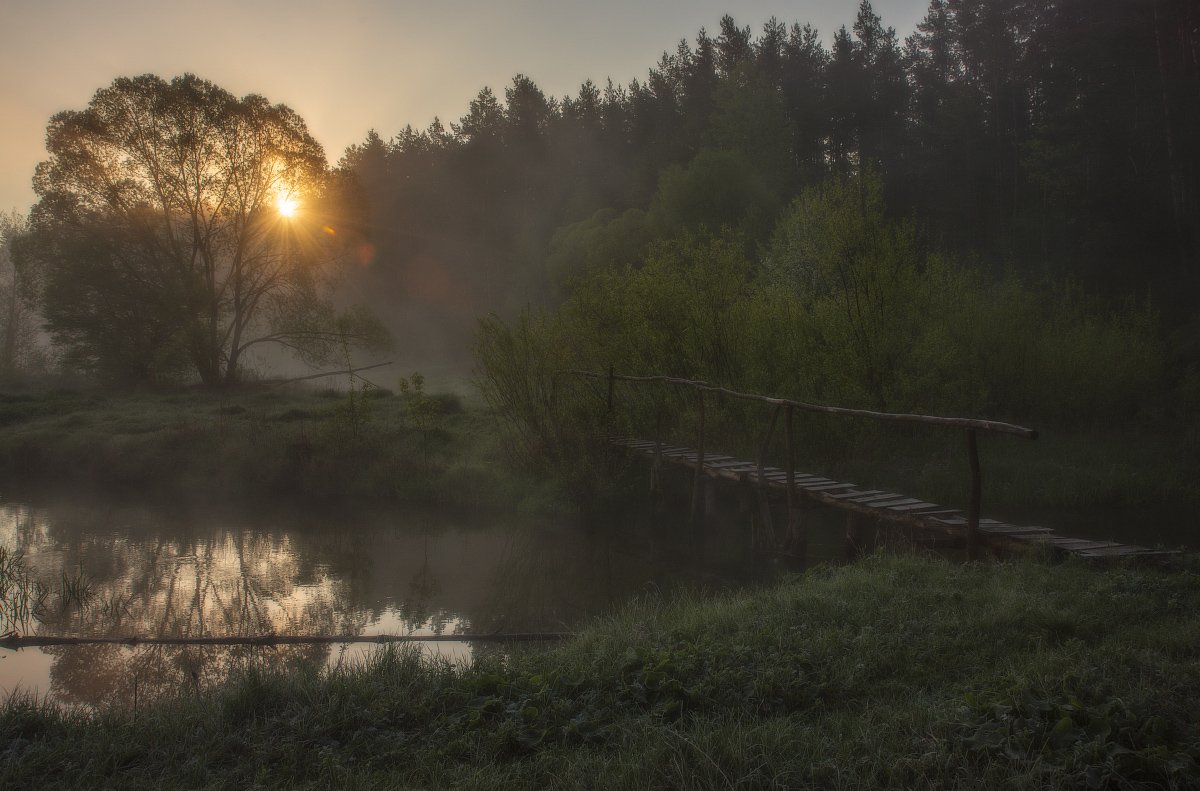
[0,385,562,513]
[1,554,1197,789]
[3,386,1198,532]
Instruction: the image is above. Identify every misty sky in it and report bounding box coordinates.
[0,0,929,217]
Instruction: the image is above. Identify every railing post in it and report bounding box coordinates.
[966,428,981,561]
[606,364,615,414]
[691,386,705,526]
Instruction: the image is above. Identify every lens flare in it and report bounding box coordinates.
[277,194,299,218]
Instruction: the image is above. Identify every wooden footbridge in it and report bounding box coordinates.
[560,369,1175,564]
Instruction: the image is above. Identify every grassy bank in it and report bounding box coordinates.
[0,385,558,512]
[2,554,1197,789]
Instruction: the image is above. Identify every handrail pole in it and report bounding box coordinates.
[966,428,981,561]
[691,385,705,526]
[606,364,615,414]
[557,370,1038,440]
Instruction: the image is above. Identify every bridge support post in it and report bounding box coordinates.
[785,406,806,561]
[756,404,781,548]
[844,512,865,560]
[650,407,663,506]
[690,388,706,528]
[966,429,981,561]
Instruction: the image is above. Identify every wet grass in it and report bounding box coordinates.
[1,554,1197,789]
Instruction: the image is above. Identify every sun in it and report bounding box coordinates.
[276,194,299,218]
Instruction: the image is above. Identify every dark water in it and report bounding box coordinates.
[0,491,850,708]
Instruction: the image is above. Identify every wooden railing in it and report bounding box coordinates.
[558,367,1038,560]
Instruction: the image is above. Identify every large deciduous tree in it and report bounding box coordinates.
[21,74,384,385]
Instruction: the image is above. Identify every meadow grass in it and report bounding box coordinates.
[0,385,552,513]
[1,553,1197,789]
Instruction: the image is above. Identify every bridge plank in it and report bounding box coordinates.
[846,492,905,504]
[866,497,925,509]
[704,459,758,469]
[1041,538,1123,549]
[886,501,941,512]
[1075,546,1177,558]
[613,436,1158,563]
[978,524,1053,535]
[803,482,858,492]
[768,477,822,486]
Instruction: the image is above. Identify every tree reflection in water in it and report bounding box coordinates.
[0,499,598,706]
[0,496,728,707]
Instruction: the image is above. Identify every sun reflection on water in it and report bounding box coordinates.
[0,501,501,706]
[0,492,748,707]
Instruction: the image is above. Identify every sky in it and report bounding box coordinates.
[0,0,930,218]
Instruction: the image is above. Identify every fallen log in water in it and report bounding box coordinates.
[0,632,572,650]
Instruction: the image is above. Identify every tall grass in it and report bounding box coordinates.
[0,547,48,633]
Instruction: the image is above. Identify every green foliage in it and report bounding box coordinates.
[958,685,1199,787]
[545,208,651,291]
[647,149,780,245]
[764,173,940,411]
[479,170,1170,496]
[951,283,1164,425]
[763,173,1165,423]
[560,232,755,383]
[474,311,620,508]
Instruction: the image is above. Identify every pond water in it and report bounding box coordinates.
[0,491,851,708]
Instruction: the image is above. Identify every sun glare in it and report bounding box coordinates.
[277,194,299,218]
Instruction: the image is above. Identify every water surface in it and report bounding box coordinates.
[0,492,802,707]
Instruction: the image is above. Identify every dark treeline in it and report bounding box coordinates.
[339,0,1200,366]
